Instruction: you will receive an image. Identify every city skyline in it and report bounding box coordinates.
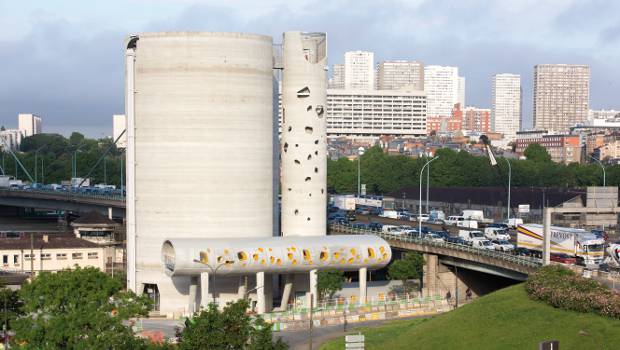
[1,0,619,136]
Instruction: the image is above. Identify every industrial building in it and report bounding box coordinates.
[125,31,390,317]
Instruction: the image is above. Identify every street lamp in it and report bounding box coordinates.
[34,145,47,184]
[504,158,512,221]
[192,259,234,305]
[419,156,439,235]
[588,155,606,187]
[425,153,434,213]
[72,143,87,179]
[357,147,365,198]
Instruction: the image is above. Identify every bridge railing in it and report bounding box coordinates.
[330,223,542,268]
[3,187,126,202]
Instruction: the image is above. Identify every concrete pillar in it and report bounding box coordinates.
[200,272,210,309]
[279,274,294,310]
[189,277,198,314]
[359,267,367,305]
[308,269,318,307]
[423,254,438,296]
[256,271,266,314]
[543,208,551,265]
[238,276,247,299]
[107,207,113,219]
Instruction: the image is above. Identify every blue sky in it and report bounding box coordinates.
[1,0,619,137]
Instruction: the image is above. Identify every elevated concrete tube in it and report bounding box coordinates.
[162,235,392,276]
[359,267,367,304]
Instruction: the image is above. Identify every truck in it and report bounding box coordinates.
[462,210,493,224]
[379,210,399,219]
[331,194,357,211]
[516,224,605,266]
[458,230,494,250]
[0,175,10,188]
[484,227,511,241]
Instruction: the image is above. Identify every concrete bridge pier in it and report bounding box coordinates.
[423,254,471,302]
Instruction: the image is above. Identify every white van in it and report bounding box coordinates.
[445,216,465,225]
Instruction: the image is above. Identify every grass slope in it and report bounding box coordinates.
[321,284,620,350]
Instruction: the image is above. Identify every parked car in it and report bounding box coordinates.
[423,233,445,243]
[420,226,431,235]
[428,218,445,225]
[445,236,468,245]
[490,240,515,252]
[432,231,451,240]
[368,222,383,231]
[513,247,531,256]
[550,253,576,265]
[351,223,367,230]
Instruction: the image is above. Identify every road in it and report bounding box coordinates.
[276,315,431,350]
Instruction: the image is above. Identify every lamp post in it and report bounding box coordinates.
[192,259,234,305]
[419,156,439,236]
[357,147,365,198]
[504,158,511,221]
[34,145,46,184]
[588,155,606,187]
[426,153,434,214]
[72,143,87,179]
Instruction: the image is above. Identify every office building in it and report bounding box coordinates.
[344,51,374,90]
[463,106,491,133]
[112,114,127,148]
[515,130,581,163]
[424,66,460,117]
[458,76,466,108]
[329,64,345,89]
[492,74,522,142]
[18,113,42,137]
[376,60,424,90]
[327,89,427,137]
[0,129,24,151]
[533,64,589,131]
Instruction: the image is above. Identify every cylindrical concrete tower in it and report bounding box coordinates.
[125,32,275,314]
[280,32,327,237]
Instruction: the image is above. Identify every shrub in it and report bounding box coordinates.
[526,265,620,319]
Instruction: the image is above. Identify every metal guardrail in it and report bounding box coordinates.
[330,223,542,269]
[2,188,126,203]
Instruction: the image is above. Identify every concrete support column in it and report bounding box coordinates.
[108,207,113,219]
[308,269,318,308]
[423,254,438,296]
[238,276,247,299]
[543,208,551,265]
[279,274,294,310]
[189,276,198,314]
[359,267,367,305]
[200,272,210,309]
[256,271,266,314]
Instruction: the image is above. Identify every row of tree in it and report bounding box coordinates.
[327,144,616,194]
[0,267,286,349]
[1,132,124,187]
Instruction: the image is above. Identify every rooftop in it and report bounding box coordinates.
[0,233,101,250]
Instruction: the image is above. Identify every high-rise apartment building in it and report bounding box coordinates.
[329,64,345,89]
[344,51,374,90]
[326,89,427,137]
[18,113,42,137]
[424,66,460,117]
[533,64,589,131]
[463,106,491,133]
[376,60,424,90]
[492,73,522,142]
[458,76,466,108]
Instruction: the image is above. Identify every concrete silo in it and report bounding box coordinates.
[125,32,275,315]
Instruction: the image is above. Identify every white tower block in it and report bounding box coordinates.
[281,32,328,237]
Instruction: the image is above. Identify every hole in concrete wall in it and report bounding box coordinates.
[314,167,318,173]
[309,193,312,197]
[305,177,311,182]
[315,105,324,117]
[307,154,312,160]
[307,105,312,111]
[237,252,248,261]
[314,140,319,144]
[287,188,292,191]
[297,87,310,98]
[303,249,311,260]
[294,209,299,215]
[288,126,292,132]
[283,143,288,152]
[307,217,311,221]
[295,144,299,147]
[367,248,375,259]
[321,188,324,194]
[320,251,328,261]
[294,159,300,164]
[305,126,313,134]
[315,151,318,155]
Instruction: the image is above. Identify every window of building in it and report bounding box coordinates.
[13,255,19,265]
[57,253,67,260]
[72,253,83,260]
[87,252,98,259]
[24,254,35,261]
[41,253,51,260]
[2,255,7,265]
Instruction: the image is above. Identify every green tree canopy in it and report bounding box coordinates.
[179,299,287,350]
[317,270,346,300]
[12,267,154,349]
[523,143,552,163]
[387,252,425,294]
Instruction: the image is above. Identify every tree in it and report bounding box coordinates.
[0,286,22,334]
[387,252,425,294]
[179,299,287,350]
[69,132,85,146]
[523,143,552,163]
[12,267,155,349]
[317,270,345,300]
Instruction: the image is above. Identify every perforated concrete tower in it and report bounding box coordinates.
[125,32,275,314]
[280,32,327,237]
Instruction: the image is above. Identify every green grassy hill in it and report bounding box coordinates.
[321,284,620,350]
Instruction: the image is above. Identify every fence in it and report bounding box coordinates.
[330,223,542,268]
